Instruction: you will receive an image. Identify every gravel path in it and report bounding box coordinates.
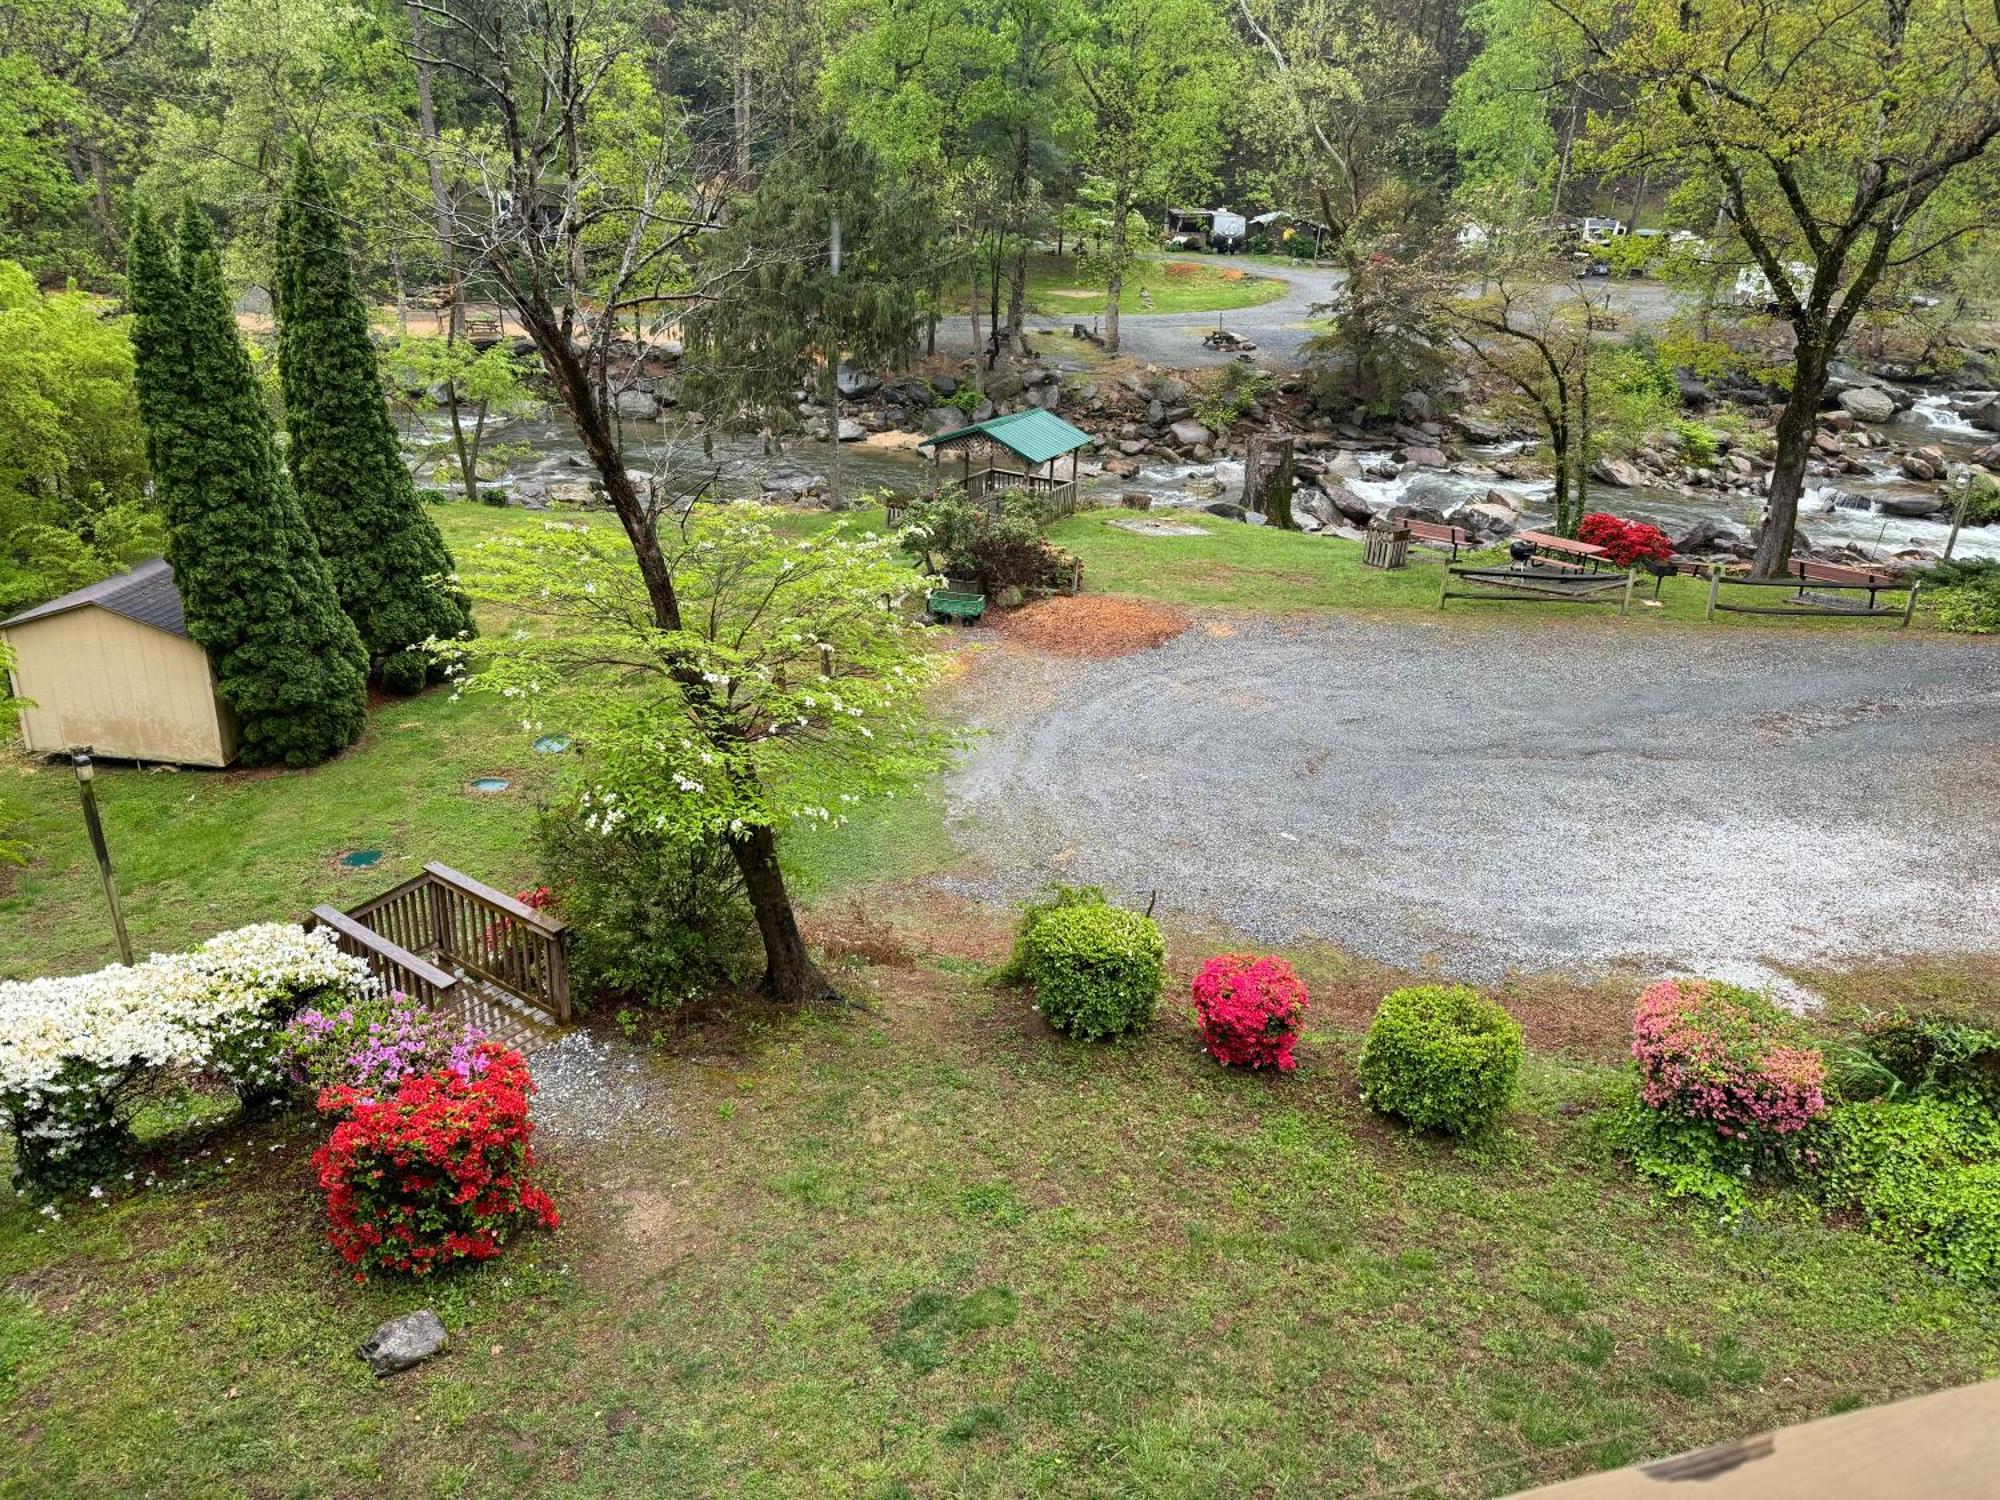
[527,1031,669,1144]
[942,617,2000,986]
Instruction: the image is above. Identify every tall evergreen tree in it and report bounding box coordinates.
[275,148,473,692]
[126,201,368,767]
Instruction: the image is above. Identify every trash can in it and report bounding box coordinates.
[1363,521,1411,570]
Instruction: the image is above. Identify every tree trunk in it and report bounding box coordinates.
[731,822,832,1002]
[823,355,842,507]
[407,0,459,338]
[1754,345,1829,576]
[968,255,981,362]
[733,56,753,181]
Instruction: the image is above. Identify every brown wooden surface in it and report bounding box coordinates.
[1505,1379,2000,1499]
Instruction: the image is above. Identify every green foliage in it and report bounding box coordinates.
[1959,471,2000,527]
[1358,984,1523,1135]
[274,150,473,685]
[1306,222,1454,416]
[998,882,1110,983]
[1018,895,1165,1040]
[440,503,956,851]
[1820,1097,2000,1287]
[898,489,1073,595]
[0,261,156,614]
[1193,363,1275,432]
[945,384,984,417]
[1595,1082,1756,1217]
[538,802,758,1011]
[1837,1007,2000,1111]
[126,202,368,767]
[387,336,543,506]
[1922,558,2000,633]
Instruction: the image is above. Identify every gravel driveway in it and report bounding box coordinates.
[942,616,2000,986]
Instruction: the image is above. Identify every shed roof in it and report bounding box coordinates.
[0,558,188,638]
[919,409,1093,466]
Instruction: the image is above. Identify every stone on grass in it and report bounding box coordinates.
[359,1310,448,1377]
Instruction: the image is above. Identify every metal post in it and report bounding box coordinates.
[71,750,134,966]
[1707,565,1721,622]
[1943,467,1973,562]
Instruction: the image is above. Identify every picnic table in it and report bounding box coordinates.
[1513,530,1612,571]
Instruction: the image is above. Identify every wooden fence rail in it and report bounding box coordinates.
[328,861,571,1023]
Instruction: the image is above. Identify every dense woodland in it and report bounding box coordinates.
[6,0,2000,599]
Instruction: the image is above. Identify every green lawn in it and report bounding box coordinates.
[965,252,1291,318]
[2,942,1996,1498]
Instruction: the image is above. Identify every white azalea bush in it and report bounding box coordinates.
[0,923,367,1188]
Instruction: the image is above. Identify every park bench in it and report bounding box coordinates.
[1705,561,1919,625]
[1403,519,1473,560]
[1512,530,1611,571]
[927,588,987,625]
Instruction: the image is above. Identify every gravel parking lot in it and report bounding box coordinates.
[943,615,2000,986]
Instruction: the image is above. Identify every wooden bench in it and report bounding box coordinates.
[1785,558,1900,611]
[1514,530,1611,571]
[927,588,987,624]
[464,312,503,341]
[1403,519,1473,560]
[1705,565,1919,625]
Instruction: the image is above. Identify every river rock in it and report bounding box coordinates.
[1457,502,1518,536]
[1481,487,1523,514]
[359,1310,447,1378]
[1294,488,1338,528]
[1590,455,1644,488]
[1874,492,1944,517]
[1837,387,1897,423]
[1399,445,1448,468]
[761,470,822,499]
[1452,413,1511,443]
[921,407,963,434]
[836,362,880,399]
[1170,419,1213,449]
[986,369,1027,400]
[1204,502,1249,522]
[613,387,656,420]
[1674,518,1747,555]
[1900,446,1946,481]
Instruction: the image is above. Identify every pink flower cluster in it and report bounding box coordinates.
[1631,979,1827,1139]
[1192,954,1309,1071]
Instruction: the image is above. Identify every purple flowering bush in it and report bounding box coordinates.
[280,992,489,1100]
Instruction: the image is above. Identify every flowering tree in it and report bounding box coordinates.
[439,502,956,1001]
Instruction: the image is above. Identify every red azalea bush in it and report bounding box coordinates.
[1191,954,1309,1071]
[1578,512,1674,568]
[1631,979,1827,1142]
[311,1042,559,1280]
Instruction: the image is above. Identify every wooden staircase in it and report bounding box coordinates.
[307,862,572,1053]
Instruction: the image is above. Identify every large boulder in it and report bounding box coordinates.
[1170,419,1214,449]
[836,417,865,442]
[1899,445,1946,482]
[921,406,964,434]
[1320,480,1377,525]
[1964,394,2000,434]
[1203,501,1249,522]
[1874,491,1944,517]
[1399,445,1448,468]
[1837,386,1898,424]
[1674,517,1747,555]
[835,362,880,399]
[1452,413,1511,443]
[1455,502,1518,537]
[613,386,657,420]
[1590,455,1644,488]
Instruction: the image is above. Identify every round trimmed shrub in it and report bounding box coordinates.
[1022,902,1165,1040]
[1358,984,1522,1134]
[1192,953,1309,1071]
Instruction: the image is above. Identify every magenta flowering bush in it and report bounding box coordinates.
[281,993,489,1099]
[1631,979,1827,1142]
[1191,954,1309,1071]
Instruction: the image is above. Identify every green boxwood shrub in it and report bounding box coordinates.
[1358,984,1523,1135]
[1020,900,1165,1040]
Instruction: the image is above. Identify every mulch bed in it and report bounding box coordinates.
[990,595,1191,658]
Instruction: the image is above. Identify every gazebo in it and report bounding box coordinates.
[917,409,1093,517]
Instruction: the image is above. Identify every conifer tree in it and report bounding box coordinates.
[127,202,368,767]
[275,148,473,691]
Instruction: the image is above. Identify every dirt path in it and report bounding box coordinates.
[939,614,2000,988]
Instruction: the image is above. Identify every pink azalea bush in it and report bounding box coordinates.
[1631,979,1827,1141]
[1191,954,1309,1071]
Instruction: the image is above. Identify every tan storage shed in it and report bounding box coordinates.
[1,559,238,767]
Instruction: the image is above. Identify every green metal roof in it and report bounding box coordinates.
[918,408,1093,466]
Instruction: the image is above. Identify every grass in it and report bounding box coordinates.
[964,252,1291,318]
[2,935,1996,1498]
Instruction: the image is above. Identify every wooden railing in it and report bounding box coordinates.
[965,468,1079,518]
[333,862,572,1022]
[307,904,461,1006]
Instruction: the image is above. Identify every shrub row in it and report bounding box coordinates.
[1007,891,1524,1135]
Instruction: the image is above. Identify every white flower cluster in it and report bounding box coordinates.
[0,924,368,1175]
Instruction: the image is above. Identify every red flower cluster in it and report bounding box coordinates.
[1631,979,1827,1141]
[1191,954,1309,1071]
[1578,512,1674,568]
[311,1042,559,1280]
